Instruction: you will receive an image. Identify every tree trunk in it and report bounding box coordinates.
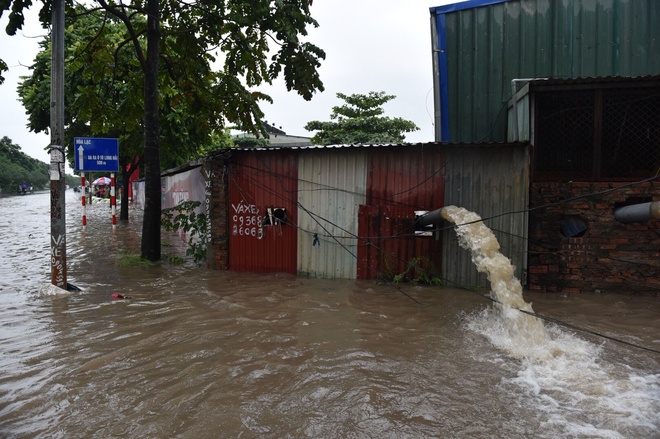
[141,0,161,261]
[120,166,130,221]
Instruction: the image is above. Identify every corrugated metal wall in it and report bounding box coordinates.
[228,150,298,274]
[357,204,445,281]
[297,149,367,278]
[366,146,445,208]
[441,144,530,289]
[431,0,660,143]
[358,145,445,281]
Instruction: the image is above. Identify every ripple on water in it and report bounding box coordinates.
[0,193,657,438]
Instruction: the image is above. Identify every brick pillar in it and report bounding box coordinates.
[203,153,230,270]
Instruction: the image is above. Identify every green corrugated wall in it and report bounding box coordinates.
[432,0,660,142]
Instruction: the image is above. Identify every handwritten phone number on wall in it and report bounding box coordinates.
[232,214,264,239]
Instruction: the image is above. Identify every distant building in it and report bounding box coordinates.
[233,122,312,148]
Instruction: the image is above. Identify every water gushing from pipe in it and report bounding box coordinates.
[441,206,547,351]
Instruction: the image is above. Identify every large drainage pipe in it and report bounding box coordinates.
[415,208,446,228]
[614,201,660,223]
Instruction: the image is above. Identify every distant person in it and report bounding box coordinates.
[21,183,27,194]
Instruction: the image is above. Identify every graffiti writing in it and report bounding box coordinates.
[231,201,263,239]
[51,234,65,287]
[204,185,212,244]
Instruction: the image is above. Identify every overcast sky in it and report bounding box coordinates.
[0,0,458,168]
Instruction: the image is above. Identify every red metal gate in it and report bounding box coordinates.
[229,151,298,274]
[357,204,443,281]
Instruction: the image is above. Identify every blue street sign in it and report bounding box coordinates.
[74,137,120,172]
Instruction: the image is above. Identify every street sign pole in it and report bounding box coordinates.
[81,172,87,227]
[74,137,120,228]
[50,0,67,289]
[111,173,116,227]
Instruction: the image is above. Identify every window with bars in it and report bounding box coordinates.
[533,84,660,181]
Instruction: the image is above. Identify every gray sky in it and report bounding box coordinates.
[0,0,458,169]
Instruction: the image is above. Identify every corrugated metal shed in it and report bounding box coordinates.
[297,149,367,278]
[228,150,298,274]
[430,0,660,143]
[207,142,529,287]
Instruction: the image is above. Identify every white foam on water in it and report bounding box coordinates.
[37,283,71,297]
[444,206,659,437]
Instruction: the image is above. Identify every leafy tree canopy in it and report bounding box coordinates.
[3,0,325,261]
[18,5,235,171]
[3,0,325,136]
[0,135,49,191]
[305,91,419,145]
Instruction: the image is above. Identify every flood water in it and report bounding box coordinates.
[0,191,658,438]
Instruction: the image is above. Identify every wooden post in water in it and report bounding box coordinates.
[50,0,67,288]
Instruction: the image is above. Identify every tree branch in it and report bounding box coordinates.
[96,0,147,72]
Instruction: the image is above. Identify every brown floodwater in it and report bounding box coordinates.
[0,191,658,438]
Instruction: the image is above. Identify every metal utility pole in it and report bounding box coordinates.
[50,0,67,288]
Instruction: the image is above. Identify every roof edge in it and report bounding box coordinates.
[430,0,510,15]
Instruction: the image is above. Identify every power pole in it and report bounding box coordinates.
[50,0,67,288]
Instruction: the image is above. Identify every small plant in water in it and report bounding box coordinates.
[161,200,208,264]
[164,254,186,265]
[393,256,444,286]
[117,254,156,268]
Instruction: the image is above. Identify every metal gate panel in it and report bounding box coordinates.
[229,151,298,274]
[357,204,443,281]
[297,149,367,279]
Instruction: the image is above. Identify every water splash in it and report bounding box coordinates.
[443,206,660,437]
[441,206,547,352]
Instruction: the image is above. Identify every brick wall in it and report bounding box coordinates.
[204,154,230,270]
[528,180,660,295]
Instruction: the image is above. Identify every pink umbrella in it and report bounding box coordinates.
[92,176,112,186]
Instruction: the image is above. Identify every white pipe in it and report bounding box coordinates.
[614,201,660,223]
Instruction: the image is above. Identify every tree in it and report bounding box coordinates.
[3,0,325,261]
[305,91,419,145]
[0,136,50,191]
[18,6,230,221]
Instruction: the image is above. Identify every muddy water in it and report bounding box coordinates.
[0,192,658,438]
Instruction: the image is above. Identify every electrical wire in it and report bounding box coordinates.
[222,157,659,353]
[248,155,425,305]
[450,281,660,355]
